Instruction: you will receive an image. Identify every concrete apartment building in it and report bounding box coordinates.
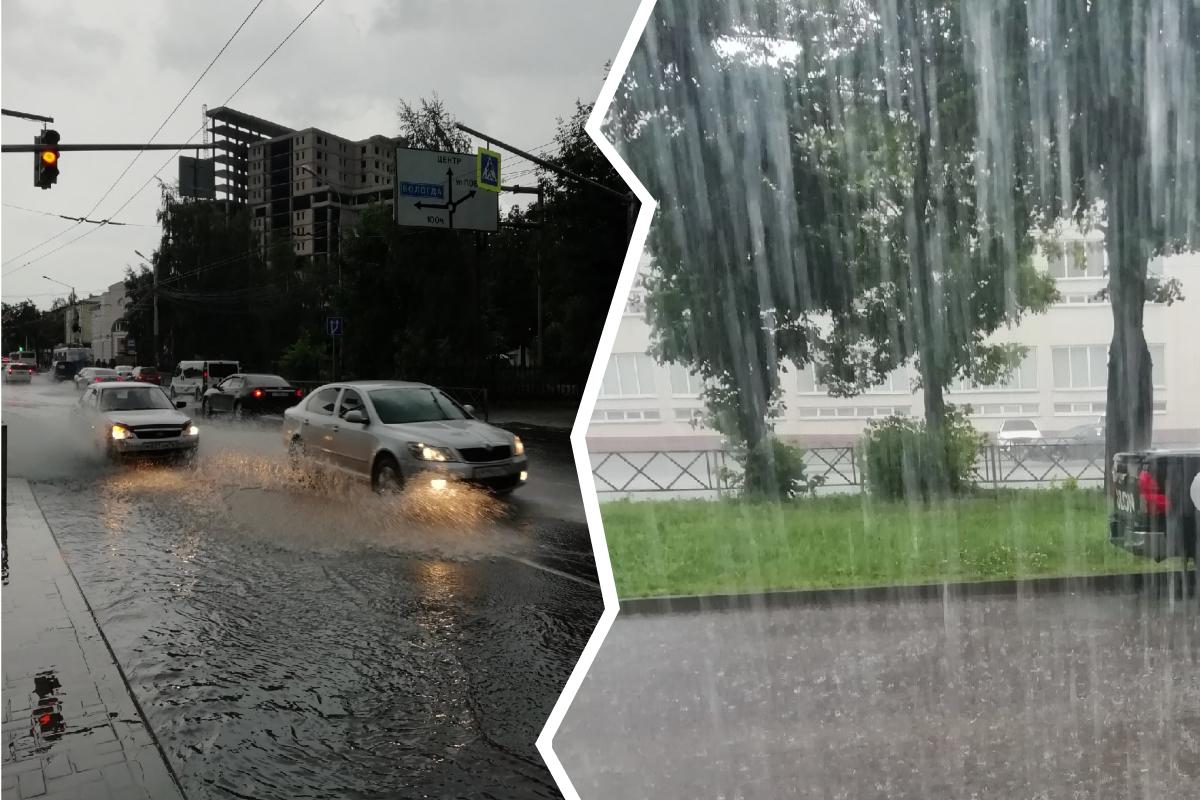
[206,108,397,258]
[62,295,100,348]
[589,236,1200,451]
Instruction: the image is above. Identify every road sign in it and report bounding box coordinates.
[476,147,501,193]
[326,316,344,337]
[179,156,215,199]
[394,147,498,232]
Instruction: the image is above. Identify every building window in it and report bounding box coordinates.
[1150,343,1166,388]
[866,365,911,394]
[673,408,706,426]
[668,363,704,396]
[953,354,1037,392]
[1048,240,1105,278]
[1054,401,1107,416]
[970,403,1041,417]
[1052,345,1107,389]
[796,363,829,394]
[374,146,379,155]
[601,354,657,397]
[591,409,662,423]
[796,406,912,419]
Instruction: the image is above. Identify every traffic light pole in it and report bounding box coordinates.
[1,108,54,123]
[2,143,210,153]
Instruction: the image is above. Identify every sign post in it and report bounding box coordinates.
[326,316,343,381]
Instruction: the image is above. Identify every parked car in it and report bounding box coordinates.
[282,381,528,494]
[1061,416,1105,460]
[997,419,1044,458]
[170,360,240,401]
[1109,448,1200,564]
[74,367,120,391]
[114,365,134,381]
[4,362,35,384]
[202,373,305,419]
[131,366,162,385]
[72,381,198,463]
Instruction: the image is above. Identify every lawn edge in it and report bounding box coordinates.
[617,568,1192,615]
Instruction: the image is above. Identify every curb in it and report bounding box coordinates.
[618,569,1198,616]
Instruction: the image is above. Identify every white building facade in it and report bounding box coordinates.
[89,281,131,364]
[589,242,1200,452]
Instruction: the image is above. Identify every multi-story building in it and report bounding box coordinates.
[589,238,1200,451]
[206,108,400,259]
[90,280,132,363]
[63,295,100,348]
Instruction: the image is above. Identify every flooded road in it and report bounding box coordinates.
[3,377,597,799]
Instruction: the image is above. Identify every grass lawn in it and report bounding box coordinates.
[601,489,1172,599]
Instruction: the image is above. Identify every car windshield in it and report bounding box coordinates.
[368,388,467,424]
[1003,420,1037,432]
[99,387,174,411]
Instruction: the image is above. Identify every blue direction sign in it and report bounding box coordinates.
[326,316,344,336]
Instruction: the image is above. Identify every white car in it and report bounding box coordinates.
[997,419,1043,444]
[169,360,240,401]
[283,381,528,494]
[3,362,34,384]
[74,367,120,391]
[73,381,199,462]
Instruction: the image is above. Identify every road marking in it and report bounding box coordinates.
[502,554,599,587]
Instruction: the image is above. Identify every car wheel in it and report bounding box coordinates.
[372,456,405,494]
[201,399,211,418]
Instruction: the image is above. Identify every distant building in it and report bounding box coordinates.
[590,241,1200,450]
[206,107,397,259]
[90,281,131,363]
[65,295,101,348]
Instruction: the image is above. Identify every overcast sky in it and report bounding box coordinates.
[1,0,638,308]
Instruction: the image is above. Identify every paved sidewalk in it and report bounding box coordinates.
[2,479,184,800]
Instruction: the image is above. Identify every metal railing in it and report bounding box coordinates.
[591,441,1110,498]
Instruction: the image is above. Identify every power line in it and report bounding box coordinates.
[2,203,154,227]
[2,0,328,280]
[1,0,266,269]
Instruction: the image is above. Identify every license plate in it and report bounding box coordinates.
[474,465,512,479]
[1116,489,1137,514]
[269,391,292,397]
[136,440,181,451]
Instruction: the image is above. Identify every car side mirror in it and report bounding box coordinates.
[463,404,475,416]
[175,401,187,409]
[343,409,368,425]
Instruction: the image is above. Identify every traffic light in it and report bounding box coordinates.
[34,129,60,189]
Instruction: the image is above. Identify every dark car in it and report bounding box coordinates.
[1061,416,1105,461]
[1109,449,1200,563]
[131,366,162,385]
[201,373,305,420]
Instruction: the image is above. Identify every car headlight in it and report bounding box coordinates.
[186,424,199,436]
[513,435,525,456]
[110,424,131,441]
[409,442,455,462]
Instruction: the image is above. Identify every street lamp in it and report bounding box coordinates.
[42,275,79,345]
[133,250,158,368]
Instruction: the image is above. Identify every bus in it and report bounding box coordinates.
[51,346,92,381]
[7,351,36,366]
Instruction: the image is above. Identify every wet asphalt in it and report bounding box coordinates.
[555,587,1200,799]
[2,377,598,799]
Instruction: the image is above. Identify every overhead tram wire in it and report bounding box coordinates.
[1,0,266,268]
[2,0,329,281]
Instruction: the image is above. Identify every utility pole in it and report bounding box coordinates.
[135,250,159,368]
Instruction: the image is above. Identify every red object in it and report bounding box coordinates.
[38,713,52,727]
[295,389,304,397]
[252,388,264,398]
[1137,470,1170,515]
[203,370,208,379]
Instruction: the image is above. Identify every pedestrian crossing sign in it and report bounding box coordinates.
[476,147,501,193]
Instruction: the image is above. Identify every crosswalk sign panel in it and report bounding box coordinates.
[476,147,502,193]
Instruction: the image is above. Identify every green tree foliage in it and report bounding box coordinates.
[397,94,472,152]
[985,0,1200,480]
[607,0,1056,496]
[861,406,986,502]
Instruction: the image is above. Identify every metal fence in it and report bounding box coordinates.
[591,441,1110,499]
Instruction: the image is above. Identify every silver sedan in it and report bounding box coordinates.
[73,381,199,462]
[282,381,528,494]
